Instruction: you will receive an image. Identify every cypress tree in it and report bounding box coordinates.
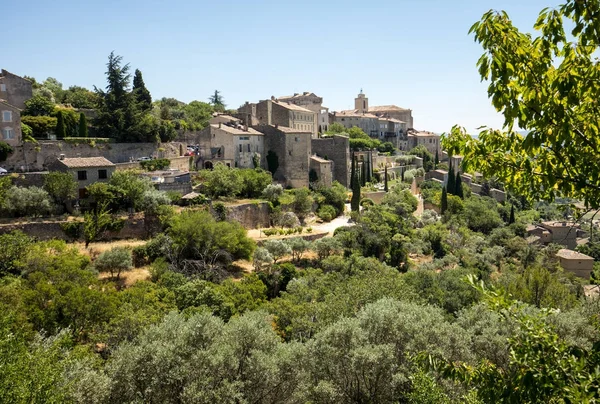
[447,164,456,195]
[56,111,66,138]
[384,166,388,192]
[351,157,361,212]
[509,204,515,224]
[435,149,439,168]
[441,186,448,214]
[350,153,356,189]
[132,69,152,112]
[455,172,464,198]
[78,112,88,138]
[361,161,366,186]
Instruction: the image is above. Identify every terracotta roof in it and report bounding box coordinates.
[408,131,439,137]
[271,100,314,113]
[541,221,579,228]
[369,105,410,112]
[258,125,311,134]
[56,157,115,168]
[209,114,240,123]
[211,124,263,136]
[556,249,593,260]
[278,92,319,100]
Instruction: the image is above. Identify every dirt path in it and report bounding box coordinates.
[413,194,424,218]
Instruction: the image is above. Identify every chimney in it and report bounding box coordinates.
[244,124,248,132]
[271,95,275,100]
[219,122,222,128]
[59,154,65,160]
[275,124,278,129]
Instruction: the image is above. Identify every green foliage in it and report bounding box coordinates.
[22,94,55,116]
[201,163,242,198]
[132,69,152,111]
[20,123,36,143]
[317,204,337,222]
[239,168,272,198]
[291,187,313,223]
[262,239,292,263]
[409,145,434,172]
[60,221,83,240]
[83,202,123,247]
[139,158,170,171]
[351,157,361,212]
[2,186,52,217]
[78,112,88,138]
[43,171,77,206]
[109,169,153,210]
[20,115,57,137]
[55,110,66,138]
[208,89,225,111]
[94,247,133,280]
[462,197,503,234]
[441,186,448,214]
[0,231,32,276]
[62,85,98,108]
[262,183,283,204]
[455,172,464,198]
[0,141,13,162]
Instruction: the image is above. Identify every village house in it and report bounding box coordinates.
[406,130,441,155]
[556,249,595,278]
[48,156,116,199]
[238,97,317,137]
[0,69,32,110]
[196,122,264,169]
[277,92,330,135]
[309,155,333,188]
[0,100,22,146]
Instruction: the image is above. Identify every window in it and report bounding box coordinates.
[295,137,299,142]
[78,188,88,199]
[247,144,251,152]
[2,127,14,140]
[0,84,5,92]
[77,170,87,181]
[98,169,107,179]
[239,144,242,152]
[2,111,11,122]
[288,151,292,156]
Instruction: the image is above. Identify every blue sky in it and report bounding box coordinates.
[5,0,559,134]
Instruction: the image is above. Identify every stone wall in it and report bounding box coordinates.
[310,157,333,188]
[311,135,350,187]
[4,141,185,172]
[363,191,387,204]
[157,182,193,195]
[260,125,310,188]
[225,201,270,229]
[0,69,32,110]
[115,156,190,172]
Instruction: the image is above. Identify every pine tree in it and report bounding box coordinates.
[78,112,88,138]
[132,69,152,112]
[55,111,66,138]
[455,172,464,199]
[384,166,388,192]
[435,150,439,168]
[441,186,448,214]
[209,90,225,112]
[351,158,361,212]
[447,164,456,195]
[509,204,515,224]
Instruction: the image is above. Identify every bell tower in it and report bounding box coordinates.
[354,89,368,113]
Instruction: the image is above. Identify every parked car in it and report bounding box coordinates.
[137,156,152,161]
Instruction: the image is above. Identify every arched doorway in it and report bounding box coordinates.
[204,161,214,170]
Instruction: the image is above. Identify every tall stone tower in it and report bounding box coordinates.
[354,89,368,113]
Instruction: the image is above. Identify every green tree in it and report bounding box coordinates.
[351,157,361,212]
[0,141,13,162]
[20,116,57,137]
[62,85,98,108]
[266,150,279,175]
[443,1,600,209]
[132,68,152,112]
[201,163,243,198]
[408,145,434,172]
[55,110,66,138]
[441,186,448,214]
[78,112,88,137]
[43,171,77,209]
[434,149,439,168]
[209,90,225,112]
[446,164,455,196]
[325,122,346,135]
[292,187,313,223]
[94,247,133,281]
[0,231,32,276]
[350,152,356,189]
[455,172,464,199]
[22,94,55,116]
[509,204,515,224]
[3,186,52,217]
[109,169,153,210]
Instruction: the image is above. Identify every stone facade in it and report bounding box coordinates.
[0,100,21,146]
[407,130,441,155]
[195,123,264,169]
[240,98,317,137]
[331,110,380,138]
[278,92,329,135]
[311,135,351,187]
[310,156,333,188]
[257,124,311,188]
[0,69,32,110]
[368,104,414,129]
[539,221,580,249]
[3,141,186,172]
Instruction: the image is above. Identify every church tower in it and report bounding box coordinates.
[354,89,368,113]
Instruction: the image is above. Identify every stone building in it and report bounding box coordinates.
[0,100,22,147]
[310,155,333,188]
[48,156,116,199]
[556,249,594,278]
[209,114,241,126]
[239,98,317,137]
[196,122,264,169]
[406,130,441,155]
[0,69,32,110]
[256,124,311,188]
[330,109,379,138]
[277,92,330,135]
[311,135,351,187]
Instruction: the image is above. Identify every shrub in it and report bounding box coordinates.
[140,158,170,171]
[261,183,284,204]
[253,247,274,271]
[0,141,13,162]
[239,169,272,198]
[201,163,242,198]
[317,204,337,222]
[262,228,278,237]
[278,212,300,228]
[3,186,52,217]
[262,239,292,263]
